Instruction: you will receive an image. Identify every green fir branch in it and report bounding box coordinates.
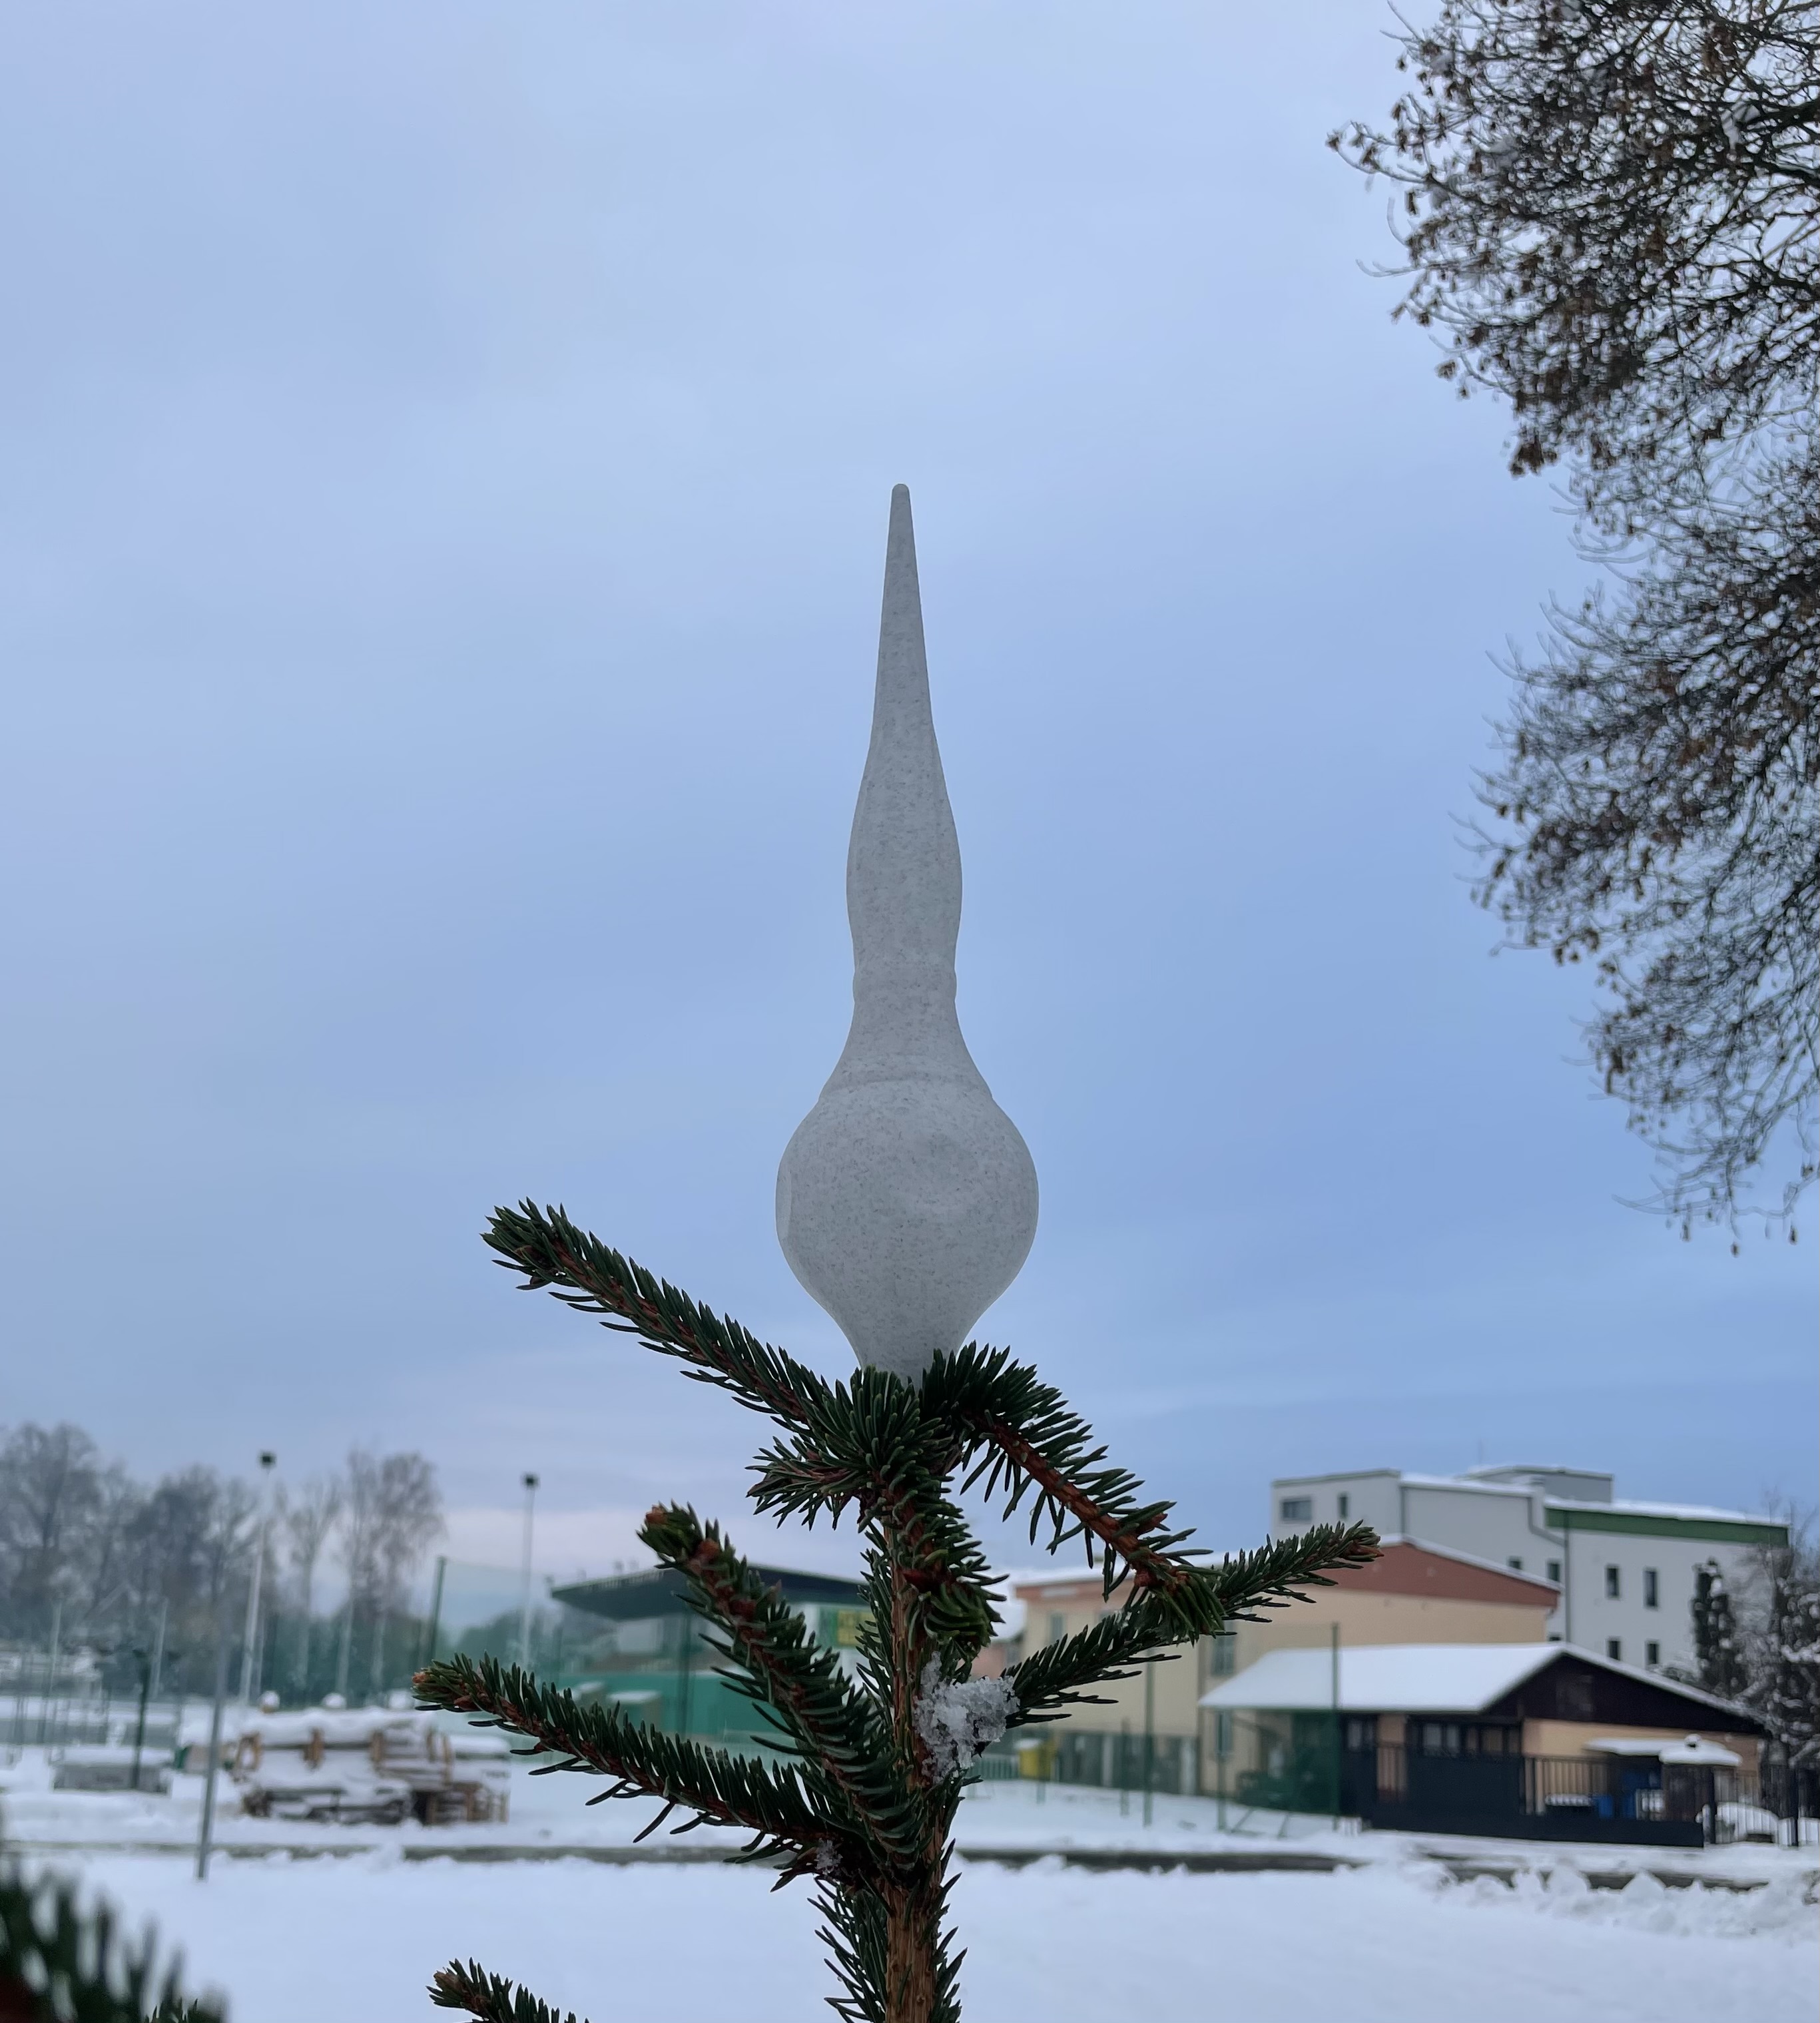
[0,1859,224,2023]
[430,1960,587,2023]
[814,1884,892,2023]
[751,1370,1000,1664]
[413,1653,835,1864]
[641,1505,926,1877]
[922,1346,1207,1612]
[1003,1591,1189,1723]
[1004,1523,1378,1727]
[483,1203,832,1430]
[1207,1523,1382,1621]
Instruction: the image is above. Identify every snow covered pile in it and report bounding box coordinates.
[912,1663,1018,1779]
[1416,1859,1818,1944]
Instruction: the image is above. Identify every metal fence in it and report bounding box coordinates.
[977,1729,1197,1799]
[1345,1742,1799,1847]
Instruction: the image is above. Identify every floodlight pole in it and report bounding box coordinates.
[149,1597,168,1703]
[129,1645,152,1795]
[517,1474,539,1671]
[420,1554,448,1673]
[195,1603,230,1881]
[238,1451,277,1706]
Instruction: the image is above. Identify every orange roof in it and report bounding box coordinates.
[1331,1538,1558,1607]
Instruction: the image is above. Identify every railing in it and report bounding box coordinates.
[976,1730,1197,1797]
[1342,1744,1761,1843]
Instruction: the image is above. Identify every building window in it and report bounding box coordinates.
[1048,1613,1065,1644]
[1214,1711,1233,1758]
[1337,1494,1350,1519]
[1343,1717,1376,1752]
[1644,1569,1659,1609]
[1546,1560,1562,1584]
[1645,1641,1660,1669]
[1210,1633,1237,1677]
[1604,1565,1621,1599]
[1606,1637,1622,1662]
[1279,1496,1313,1524]
[1508,1557,1523,1572]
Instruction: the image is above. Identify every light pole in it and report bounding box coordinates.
[129,1644,153,1795]
[196,1597,230,1882]
[517,1474,539,1672]
[238,1451,277,1706]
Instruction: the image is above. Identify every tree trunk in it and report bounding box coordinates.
[883,1884,940,2023]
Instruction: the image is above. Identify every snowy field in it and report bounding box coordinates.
[21,1845,1817,2023]
[5,1750,1814,2022]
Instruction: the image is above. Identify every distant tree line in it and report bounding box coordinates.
[0,1422,442,1705]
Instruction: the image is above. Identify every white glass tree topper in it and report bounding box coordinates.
[776,485,1038,1379]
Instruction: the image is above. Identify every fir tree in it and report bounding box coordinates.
[1745,1530,1820,1771]
[0,1858,222,2023]
[1687,1559,1749,1701]
[414,1202,1378,2023]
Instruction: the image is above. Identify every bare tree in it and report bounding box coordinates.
[280,1474,344,1697]
[368,1454,443,1695]
[74,1462,143,1633]
[1333,1,1819,1233]
[334,1452,381,1697]
[328,1449,444,1699]
[0,1424,107,1637]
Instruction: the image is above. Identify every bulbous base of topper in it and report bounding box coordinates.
[776,1073,1038,1381]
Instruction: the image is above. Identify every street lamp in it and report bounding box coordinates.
[517,1474,539,1671]
[239,1451,277,1705]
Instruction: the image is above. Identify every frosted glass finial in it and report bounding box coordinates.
[775,486,1039,1380]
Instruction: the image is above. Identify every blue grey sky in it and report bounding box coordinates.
[1,3,1811,1583]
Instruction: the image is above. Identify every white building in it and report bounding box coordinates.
[1267,1464,1786,1677]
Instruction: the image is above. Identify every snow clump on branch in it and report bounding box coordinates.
[912,1662,1019,1779]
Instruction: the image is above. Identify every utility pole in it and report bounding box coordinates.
[239,1451,278,1706]
[1141,1661,1155,1829]
[129,1646,153,1795]
[195,1602,230,1881]
[420,1555,448,1674]
[1330,1623,1342,1830]
[517,1474,539,1671]
[39,1603,63,1747]
[149,1597,168,1705]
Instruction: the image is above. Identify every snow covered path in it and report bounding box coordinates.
[37,1847,1816,2023]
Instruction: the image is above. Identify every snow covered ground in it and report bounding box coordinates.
[16,1845,1813,2023]
[5,1749,1814,2022]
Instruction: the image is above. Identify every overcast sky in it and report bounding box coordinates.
[1,2,1811,1589]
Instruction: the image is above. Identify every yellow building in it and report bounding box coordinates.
[1005,1538,1557,1794]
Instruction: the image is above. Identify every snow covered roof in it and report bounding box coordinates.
[1200,1643,1554,1713]
[240,1708,436,1748]
[1198,1642,1751,1717]
[1457,1462,1582,1478]
[1001,1564,1123,1592]
[1546,1495,1777,1524]
[1324,1469,1778,1531]
[1397,1472,1537,1498]
[1590,1735,1740,1766]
